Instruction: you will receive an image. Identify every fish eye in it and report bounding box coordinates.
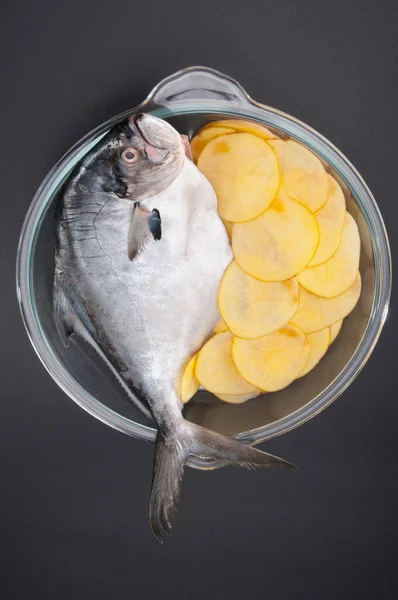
[121,147,139,164]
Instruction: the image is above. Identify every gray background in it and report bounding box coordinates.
[1,0,397,598]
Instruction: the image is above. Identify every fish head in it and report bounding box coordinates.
[100,114,186,201]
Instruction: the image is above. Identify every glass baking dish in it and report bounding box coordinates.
[16,66,391,469]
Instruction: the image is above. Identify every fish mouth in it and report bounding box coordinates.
[129,114,166,150]
[129,114,180,155]
[130,114,151,144]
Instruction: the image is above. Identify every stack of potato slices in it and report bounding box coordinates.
[178,120,361,404]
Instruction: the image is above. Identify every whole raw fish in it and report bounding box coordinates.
[54,114,294,540]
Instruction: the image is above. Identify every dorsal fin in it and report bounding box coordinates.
[53,278,153,420]
[53,280,76,347]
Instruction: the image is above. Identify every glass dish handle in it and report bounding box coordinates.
[145,66,253,110]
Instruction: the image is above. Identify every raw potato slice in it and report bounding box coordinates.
[197,133,280,223]
[232,194,319,281]
[330,320,343,343]
[232,325,310,392]
[205,119,279,141]
[223,220,234,240]
[269,139,328,212]
[297,213,360,298]
[298,328,331,378]
[179,354,199,404]
[215,391,261,404]
[308,175,346,266]
[290,273,361,333]
[191,125,236,162]
[218,261,299,338]
[196,332,260,395]
[214,315,228,334]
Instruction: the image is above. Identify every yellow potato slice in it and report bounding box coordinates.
[268,139,328,212]
[214,391,261,404]
[178,354,199,404]
[223,220,234,240]
[330,320,343,343]
[196,332,260,395]
[232,193,319,281]
[213,314,228,334]
[191,125,236,162]
[308,175,346,266]
[205,119,279,141]
[290,273,361,333]
[298,328,331,378]
[192,119,279,162]
[218,261,299,338]
[197,133,280,223]
[232,325,310,392]
[297,212,360,298]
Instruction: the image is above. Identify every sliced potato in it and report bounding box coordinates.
[330,320,343,343]
[197,133,280,223]
[232,193,319,281]
[178,354,199,404]
[308,175,346,266]
[223,220,234,240]
[205,119,279,141]
[214,391,261,404]
[191,125,236,162]
[196,331,260,395]
[290,273,361,333]
[297,212,360,298]
[298,328,330,377]
[268,139,328,212]
[218,261,299,338]
[213,314,228,334]
[191,119,277,163]
[232,325,310,392]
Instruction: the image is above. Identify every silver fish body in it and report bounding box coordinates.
[54,114,294,540]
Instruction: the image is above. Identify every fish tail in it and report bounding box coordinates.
[149,427,189,542]
[149,420,295,542]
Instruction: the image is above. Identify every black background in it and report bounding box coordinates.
[1,1,397,598]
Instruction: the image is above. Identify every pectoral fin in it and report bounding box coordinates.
[128,204,162,260]
[181,134,193,160]
[148,208,162,241]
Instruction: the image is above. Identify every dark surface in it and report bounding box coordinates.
[1,1,397,598]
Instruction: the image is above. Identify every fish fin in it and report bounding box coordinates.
[53,279,153,420]
[148,208,162,241]
[53,280,76,347]
[128,204,162,260]
[189,423,296,470]
[180,134,193,160]
[149,420,295,542]
[149,429,189,543]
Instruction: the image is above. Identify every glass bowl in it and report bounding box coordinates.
[16,67,391,469]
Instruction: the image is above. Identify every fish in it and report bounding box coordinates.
[54,113,295,541]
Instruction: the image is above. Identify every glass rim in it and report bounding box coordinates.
[16,66,392,468]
